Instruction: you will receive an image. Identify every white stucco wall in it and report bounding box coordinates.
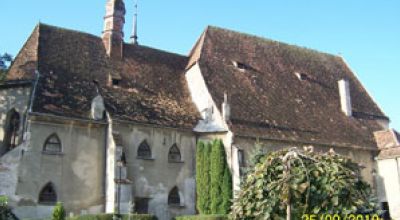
[377,158,400,219]
[185,63,227,132]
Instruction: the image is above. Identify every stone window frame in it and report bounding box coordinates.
[38,182,57,205]
[168,143,183,163]
[168,186,184,207]
[42,133,63,155]
[137,140,153,160]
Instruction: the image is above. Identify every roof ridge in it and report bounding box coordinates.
[5,24,41,80]
[38,23,187,59]
[126,44,187,59]
[186,27,210,69]
[37,22,102,39]
[206,25,340,59]
[338,55,387,118]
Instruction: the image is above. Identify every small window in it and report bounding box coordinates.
[135,197,150,214]
[233,61,251,71]
[168,144,182,162]
[238,149,245,167]
[112,78,121,86]
[38,182,57,205]
[295,72,308,81]
[168,186,181,205]
[238,149,245,176]
[43,134,62,154]
[137,140,152,159]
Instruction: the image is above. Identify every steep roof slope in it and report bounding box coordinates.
[193,26,387,149]
[7,24,199,129]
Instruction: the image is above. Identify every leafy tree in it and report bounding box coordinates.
[0,53,13,81]
[241,138,265,178]
[231,148,381,219]
[52,202,66,220]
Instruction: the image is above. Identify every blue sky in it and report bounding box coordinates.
[1,0,399,129]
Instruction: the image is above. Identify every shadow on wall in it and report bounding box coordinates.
[0,86,31,157]
[0,108,21,156]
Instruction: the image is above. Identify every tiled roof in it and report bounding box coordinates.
[378,146,400,159]
[6,24,388,148]
[7,24,200,129]
[192,26,387,149]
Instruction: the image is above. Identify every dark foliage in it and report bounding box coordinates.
[174,215,229,220]
[231,148,382,219]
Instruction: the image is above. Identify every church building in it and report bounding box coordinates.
[1,0,398,219]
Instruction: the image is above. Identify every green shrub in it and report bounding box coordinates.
[0,196,18,220]
[52,202,66,220]
[174,215,229,220]
[121,214,156,220]
[68,214,156,220]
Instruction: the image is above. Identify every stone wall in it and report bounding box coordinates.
[112,122,197,220]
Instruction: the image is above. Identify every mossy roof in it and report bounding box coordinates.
[193,26,387,149]
[6,23,200,129]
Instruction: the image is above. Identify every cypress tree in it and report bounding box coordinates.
[196,139,233,215]
[210,139,225,214]
[196,141,205,213]
[202,142,212,214]
[220,164,233,214]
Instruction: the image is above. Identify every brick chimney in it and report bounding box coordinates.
[102,0,126,59]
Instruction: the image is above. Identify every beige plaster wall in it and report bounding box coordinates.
[113,122,197,220]
[15,118,106,216]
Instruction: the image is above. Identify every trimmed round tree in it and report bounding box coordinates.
[231,148,379,219]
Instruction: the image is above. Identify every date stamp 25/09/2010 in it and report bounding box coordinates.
[302,214,382,220]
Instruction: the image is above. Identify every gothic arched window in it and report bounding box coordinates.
[137,140,152,159]
[43,134,62,154]
[4,109,20,151]
[168,186,180,205]
[168,144,182,162]
[38,182,57,204]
